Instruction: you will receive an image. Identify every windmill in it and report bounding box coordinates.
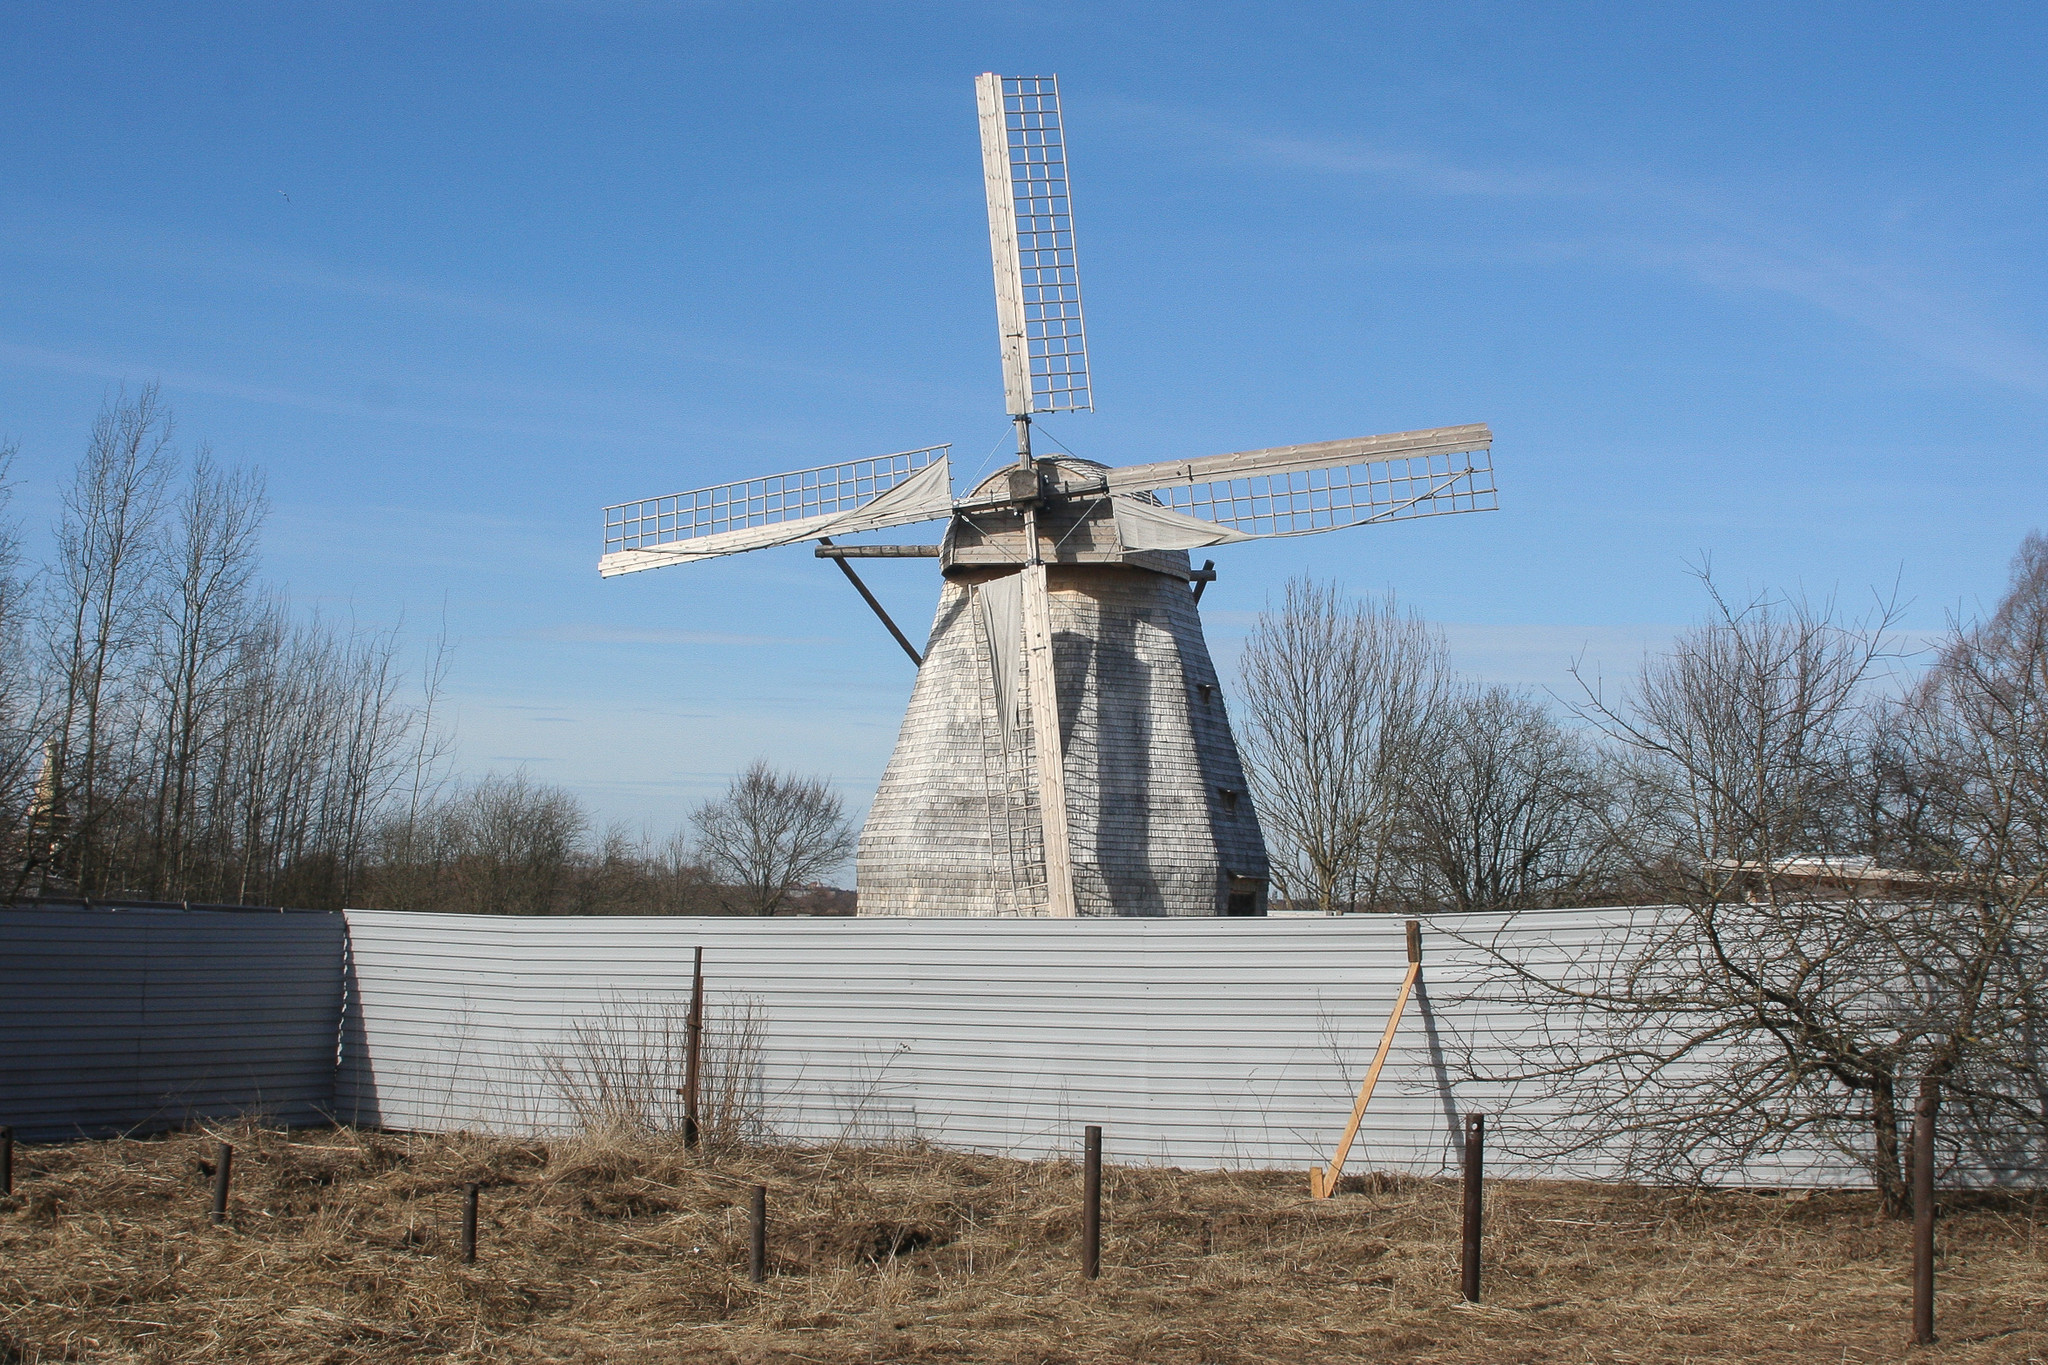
[600,74,1497,918]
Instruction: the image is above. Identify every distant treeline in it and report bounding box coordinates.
[0,390,854,915]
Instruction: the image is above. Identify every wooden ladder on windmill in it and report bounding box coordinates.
[1310,919,1423,1199]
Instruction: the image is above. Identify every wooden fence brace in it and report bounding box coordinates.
[1311,920,1424,1198]
[683,947,704,1148]
[209,1141,233,1225]
[1,1125,11,1197]
[1460,1113,1485,1302]
[749,1185,768,1283]
[1912,1080,1938,1345]
[1082,1125,1102,1279]
[462,1182,480,1264]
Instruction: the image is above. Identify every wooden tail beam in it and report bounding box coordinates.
[1310,920,1422,1199]
[817,537,924,667]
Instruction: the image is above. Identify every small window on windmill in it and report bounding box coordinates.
[1196,682,1214,705]
[1216,787,1240,814]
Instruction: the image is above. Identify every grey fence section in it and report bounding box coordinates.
[335,907,1856,1180]
[0,907,348,1141]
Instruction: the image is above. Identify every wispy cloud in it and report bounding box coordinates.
[520,623,818,646]
[0,339,632,441]
[1109,101,2048,401]
[0,209,982,412]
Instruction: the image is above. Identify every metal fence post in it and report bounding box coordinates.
[1082,1124,1102,1280]
[1912,1081,1938,1345]
[462,1182,480,1264]
[684,947,704,1148]
[1,1125,12,1197]
[749,1184,767,1283]
[1461,1113,1484,1302]
[210,1142,233,1225]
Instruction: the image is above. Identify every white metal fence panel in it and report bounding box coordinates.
[335,907,1857,1179]
[0,907,346,1141]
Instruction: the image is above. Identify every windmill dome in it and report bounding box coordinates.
[942,457,1196,581]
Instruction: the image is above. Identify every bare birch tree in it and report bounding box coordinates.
[144,454,265,896]
[1236,578,1445,912]
[42,387,174,892]
[0,440,51,898]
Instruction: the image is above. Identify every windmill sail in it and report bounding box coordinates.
[977,74,1091,415]
[1109,498,1259,551]
[1099,423,1494,542]
[600,446,952,576]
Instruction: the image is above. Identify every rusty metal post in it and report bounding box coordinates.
[1912,1081,1938,1345]
[749,1184,767,1283]
[462,1182,479,1264]
[684,947,704,1148]
[1,1125,12,1197]
[1082,1125,1102,1280]
[1460,1113,1484,1302]
[209,1141,233,1225]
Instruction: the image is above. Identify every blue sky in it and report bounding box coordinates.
[3,2,2044,842]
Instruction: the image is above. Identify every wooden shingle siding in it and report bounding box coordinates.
[857,558,1269,917]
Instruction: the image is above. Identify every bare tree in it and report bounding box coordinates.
[1404,684,1616,911]
[1236,578,1445,912]
[143,454,265,896]
[691,759,855,915]
[41,387,174,893]
[0,440,52,898]
[572,822,721,915]
[445,772,590,915]
[1470,569,2044,1213]
[1877,533,2048,1186]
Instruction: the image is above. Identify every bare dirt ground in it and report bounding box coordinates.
[2,1124,2043,1363]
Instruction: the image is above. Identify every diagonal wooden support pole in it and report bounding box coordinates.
[817,538,923,666]
[1310,920,1422,1199]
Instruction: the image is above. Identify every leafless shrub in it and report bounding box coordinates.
[544,994,770,1145]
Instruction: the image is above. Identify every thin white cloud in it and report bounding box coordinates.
[521,623,818,646]
[1110,101,2048,401]
[0,339,630,440]
[0,209,982,410]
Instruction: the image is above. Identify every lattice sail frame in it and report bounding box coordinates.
[603,445,949,556]
[977,73,1091,415]
[1151,446,1497,538]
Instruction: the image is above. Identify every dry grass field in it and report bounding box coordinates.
[2,1124,2043,1364]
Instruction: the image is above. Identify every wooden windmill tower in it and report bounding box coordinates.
[600,74,1498,917]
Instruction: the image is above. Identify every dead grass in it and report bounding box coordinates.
[2,1124,2043,1363]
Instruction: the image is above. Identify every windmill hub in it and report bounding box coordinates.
[945,458,1197,580]
[596,73,1498,918]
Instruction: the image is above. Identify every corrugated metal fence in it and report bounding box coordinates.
[335,907,1796,1179]
[0,907,345,1141]
[0,905,1901,1180]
